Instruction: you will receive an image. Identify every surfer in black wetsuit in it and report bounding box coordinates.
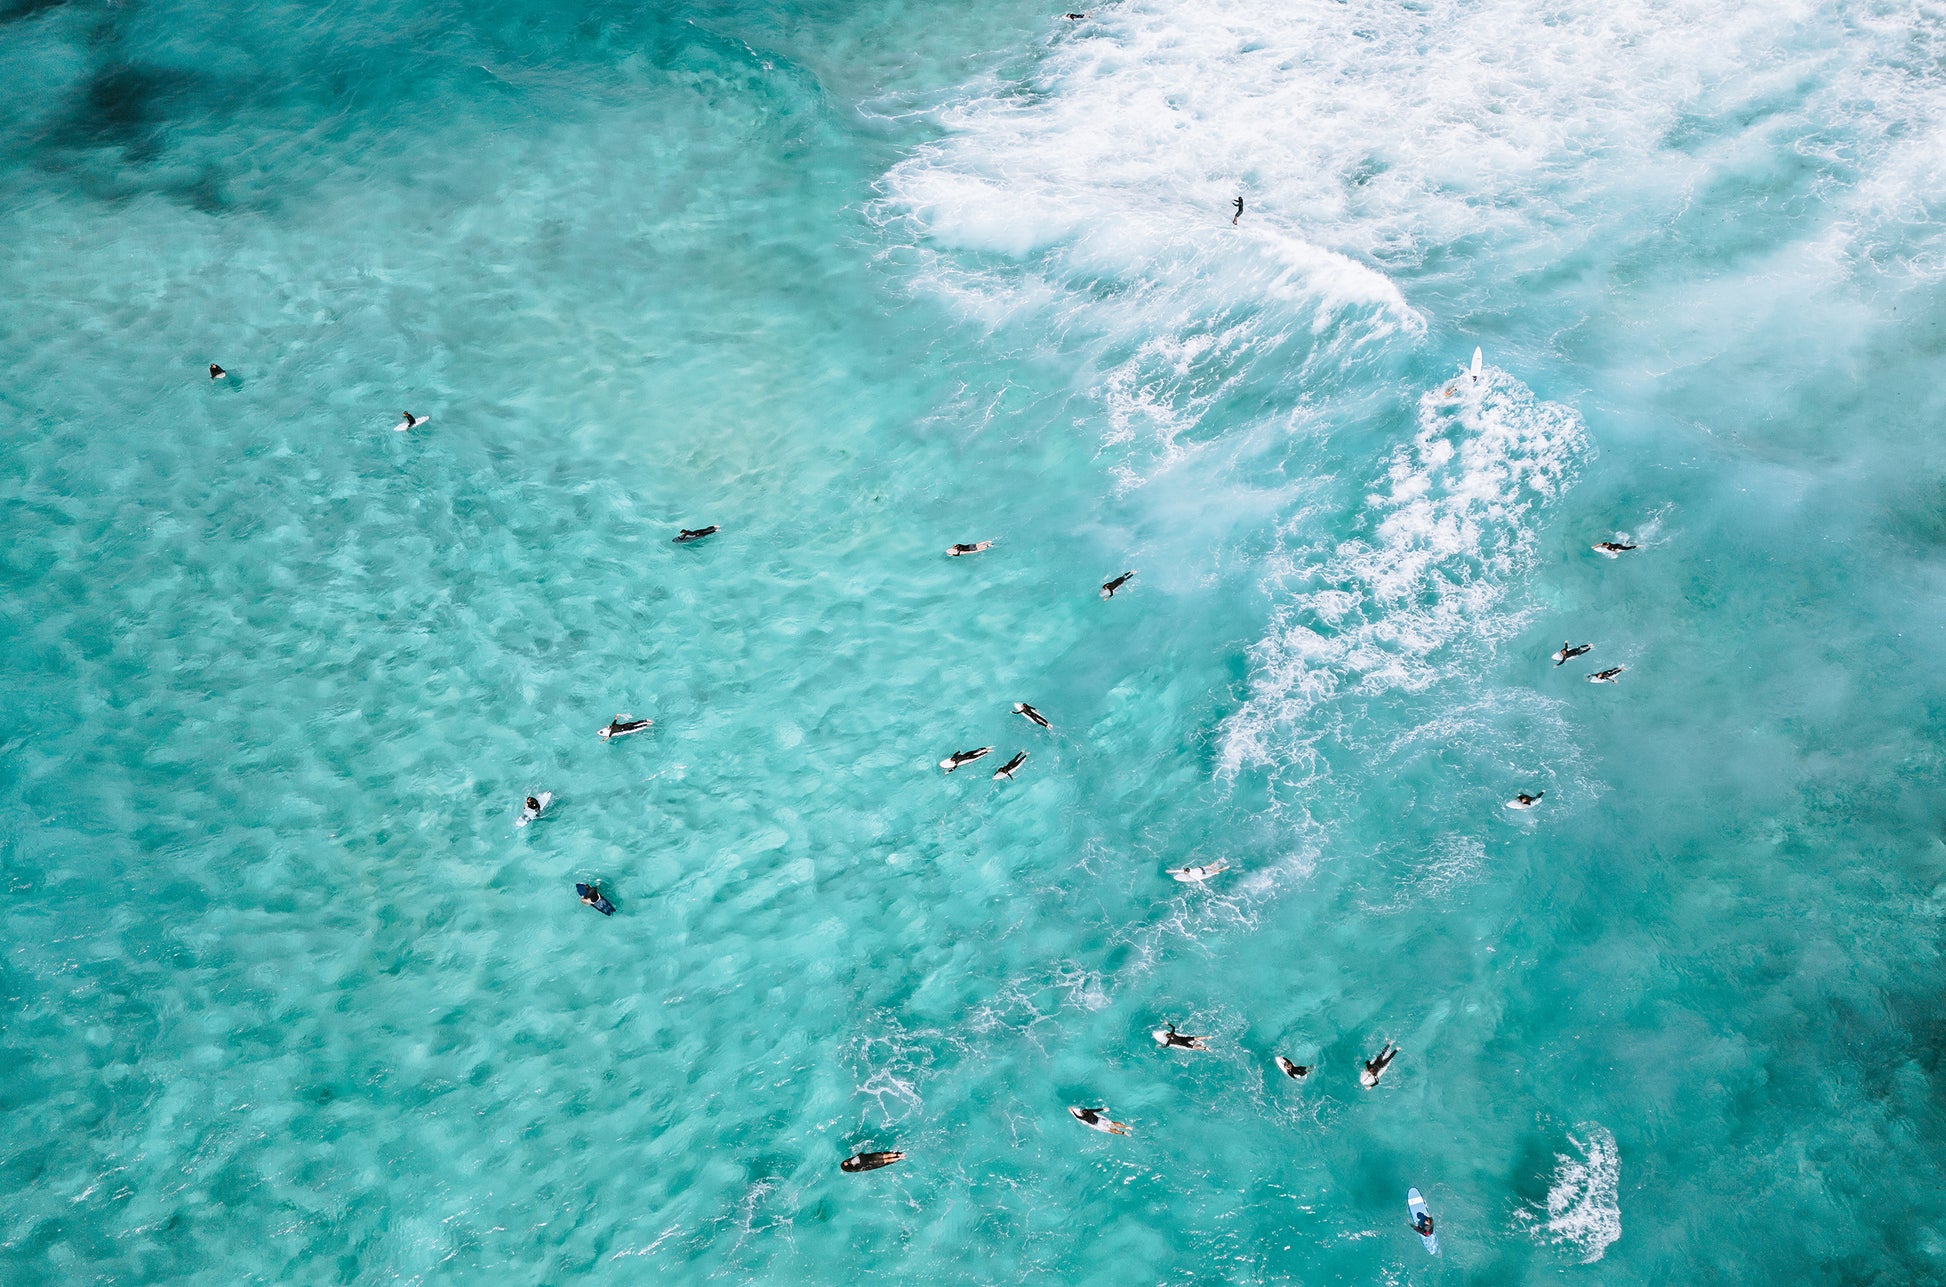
[1100,570,1135,599]
[209,363,227,381]
[1414,1211,1435,1238]
[674,526,718,544]
[947,541,993,556]
[841,1151,905,1173]
[576,882,615,916]
[598,714,653,739]
[1361,1042,1399,1088]
[1232,195,1244,226]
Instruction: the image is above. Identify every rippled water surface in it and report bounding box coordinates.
[5,0,1946,1281]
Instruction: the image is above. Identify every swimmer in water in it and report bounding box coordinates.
[840,1151,905,1173]
[598,714,653,739]
[1232,195,1243,226]
[1013,702,1052,730]
[396,411,428,432]
[1100,571,1135,599]
[1360,1043,1399,1088]
[1591,541,1638,557]
[209,364,227,381]
[1553,641,1592,666]
[1166,858,1230,883]
[1153,1023,1211,1051]
[1588,666,1626,684]
[1069,1106,1132,1136]
[991,751,1028,781]
[576,882,615,916]
[940,747,992,773]
[1275,1056,1311,1080]
[1506,791,1544,810]
[674,525,718,543]
[947,541,993,557]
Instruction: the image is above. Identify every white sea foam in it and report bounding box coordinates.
[1522,1123,1623,1264]
[1221,367,1588,776]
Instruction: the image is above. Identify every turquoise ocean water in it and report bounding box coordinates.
[5,0,1946,1280]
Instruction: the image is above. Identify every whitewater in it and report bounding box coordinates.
[3,0,1945,1281]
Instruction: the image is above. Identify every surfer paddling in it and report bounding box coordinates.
[1591,541,1638,557]
[1505,791,1544,810]
[598,714,653,739]
[1069,1106,1132,1135]
[576,882,615,916]
[946,541,993,556]
[1360,1043,1399,1088]
[1275,1056,1311,1080]
[991,751,1028,781]
[1100,571,1135,599]
[840,1151,905,1173]
[209,364,228,381]
[396,411,428,432]
[940,747,991,773]
[1553,641,1592,666]
[1167,858,1230,883]
[674,525,718,543]
[1013,702,1051,730]
[1153,1023,1211,1051]
[1587,666,1626,684]
[518,794,551,826]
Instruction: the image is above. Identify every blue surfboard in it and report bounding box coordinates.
[1408,1187,1440,1256]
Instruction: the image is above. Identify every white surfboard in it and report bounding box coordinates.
[515,791,552,828]
[1469,347,1483,381]
[1408,1188,1439,1256]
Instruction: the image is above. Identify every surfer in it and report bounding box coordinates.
[1360,1043,1399,1088]
[1064,11,1087,18]
[1232,195,1244,226]
[1553,641,1592,666]
[1100,571,1135,599]
[1588,666,1626,684]
[1275,1056,1311,1080]
[396,411,428,432]
[209,363,227,381]
[1414,1209,1435,1238]
[1154,1023,1211,1051]
[674,525,718,543]
[576,882,615,916]
[520,795,548,823]
[1013,702,1052,730]
[947,541,993,556]
[840,1151,905,1173]
[1167,858,1230,883]
[1506,791,1544,810]
[1069,1106,1132,1136]
[940,747,992,773]
[598,714,653,739]
[1591,541,1638,557]
[991,751,1028,781]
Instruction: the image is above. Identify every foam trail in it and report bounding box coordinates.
[1222,365,1587,777]
[1528,1124,1623,1264]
